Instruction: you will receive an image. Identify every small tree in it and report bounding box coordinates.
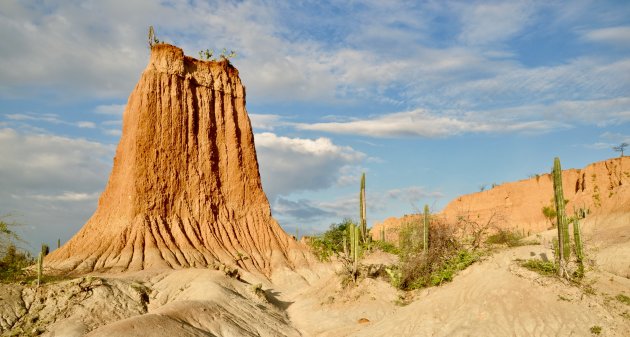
[612,142,628,157]
[542,204,557,228]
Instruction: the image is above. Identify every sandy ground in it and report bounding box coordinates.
[1,213,629,336]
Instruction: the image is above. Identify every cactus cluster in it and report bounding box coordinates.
[348,222,361,282]
[552,157,585,279]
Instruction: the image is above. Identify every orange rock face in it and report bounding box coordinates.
[372,157,630,241]
[47,44,301,275]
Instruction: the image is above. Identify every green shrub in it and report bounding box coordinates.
[590,325,602,335]
[371,240,399,255]
[521,258,557,276]
[425,249,480,287]
[396,219,479,290]
[0,244,35,283]
[486,228,525,247]
[616,294,630,305]
[308,219,353,261]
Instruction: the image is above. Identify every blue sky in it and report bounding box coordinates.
[1,0,629,251]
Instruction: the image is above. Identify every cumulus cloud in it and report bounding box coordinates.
[271,194,361,232]
[0,128,113,249]
[273,197,336,221]
[254,132,365,199]
[249,114,283,131]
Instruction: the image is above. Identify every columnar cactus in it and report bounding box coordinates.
[552,157,570,276]
[573,217,584,277]
[423,204,429,254]
[380,227,385,242]
[359,173,367,243]
[347,222,361,282]
[148,26,155,48]
[37,251,43,287]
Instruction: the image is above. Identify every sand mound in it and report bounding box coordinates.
[46,44,305,276]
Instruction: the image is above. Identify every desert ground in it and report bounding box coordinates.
[1,208,629,336]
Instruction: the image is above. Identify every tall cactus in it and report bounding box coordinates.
[347,222,361,282]
[37,251,43,287]
[57,238,60,249]
[148,25,155,48]
[573,217,584,277]
[359,173,367,243]
[423,204,429,254]
[552,157,570,276]
[380,227,385,242]
[349,223,354,259]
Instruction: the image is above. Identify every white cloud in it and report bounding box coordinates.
[296,109,563,138]
[386,186,444,206]
[0,128,113,193]
[583,26,630,46]
[254,132,365,199]
[586,131,630,150]
[456,2,535,45]
[77,121,96,128]
[94,104,126,116]
[4,112,101,129]
[103,129,122,137]
[0,128,113,250]
[249,114,282,131]
[27,191,99,201]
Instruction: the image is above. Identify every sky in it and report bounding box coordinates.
[1,0,629,252]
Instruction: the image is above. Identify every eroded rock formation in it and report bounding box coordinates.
[47,44,301,275]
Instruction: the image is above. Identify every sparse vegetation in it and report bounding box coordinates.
[590,325,602,335]
[394,217,480,290]
[521,258,557,276]
[0,244,34,283]
[612,142,628,157]
[616,294,630,305]
[542,203,556,228]
[148,25,162,48]
[308,219,353,262]
[198,48,237,61]
[485,228,525,247]
[370,240,399,255]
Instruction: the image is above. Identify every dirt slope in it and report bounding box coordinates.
[2,209,628,336]
[373,157,630,241]
[46,44,307,276]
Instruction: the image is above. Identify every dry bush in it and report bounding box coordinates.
[396,219,478,290]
